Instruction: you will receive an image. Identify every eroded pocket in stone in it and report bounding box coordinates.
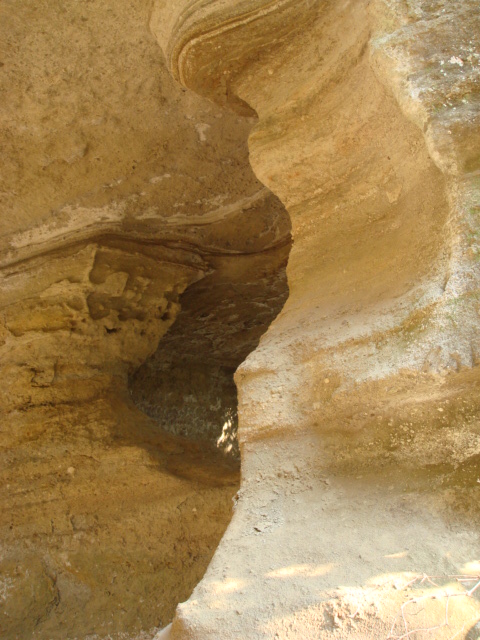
[1,216,290,640]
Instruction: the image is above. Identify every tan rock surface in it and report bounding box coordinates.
[155,0,480,638]
[1,0,480,639]
[0,0,289,637]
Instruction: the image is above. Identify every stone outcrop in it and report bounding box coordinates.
[154,1,480,638]
[1,0,480,638]
[0,1,289,637]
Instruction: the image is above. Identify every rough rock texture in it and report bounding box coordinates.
[131,216,290,456]
[154,1,480,638]
[0,0,289,637]
[2,0,480,639]
[1,398,239,639]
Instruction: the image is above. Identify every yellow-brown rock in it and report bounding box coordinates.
[0,1,289,637]
[154,1,480,639]
[1,0,480,639]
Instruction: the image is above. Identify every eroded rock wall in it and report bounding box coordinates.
[155,1,480,638]
[0,1,290,637]
[2,0,479,637]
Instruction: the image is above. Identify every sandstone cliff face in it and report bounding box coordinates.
[154,1,480,638]
[0,1,289,637]
[1,0,480,639]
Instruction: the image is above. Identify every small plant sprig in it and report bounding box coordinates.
[387,573,480,640]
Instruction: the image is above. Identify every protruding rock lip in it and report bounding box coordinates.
[0,187,291,272]
[151,0,318,114]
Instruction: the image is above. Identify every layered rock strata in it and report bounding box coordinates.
[1,0,479,638]
[0,1,290,637]
[155,1,480,638]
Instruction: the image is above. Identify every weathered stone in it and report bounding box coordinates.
[0,1,289,637]
[154,1,480,638]
[1,0,480,639]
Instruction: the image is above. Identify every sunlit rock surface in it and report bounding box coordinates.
[154,1,480,638]
[1,0,479,639]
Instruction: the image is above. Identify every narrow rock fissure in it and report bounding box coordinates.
[1,231,291,640]
[2,0,479,638]
[124,234,291,633]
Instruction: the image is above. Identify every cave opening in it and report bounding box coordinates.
[123,234,291,634]
[0,228,290,640]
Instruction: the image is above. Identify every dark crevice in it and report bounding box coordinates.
[129,238,291,459]
[123,227,291,630]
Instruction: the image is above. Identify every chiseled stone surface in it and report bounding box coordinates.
[155,1,480,638]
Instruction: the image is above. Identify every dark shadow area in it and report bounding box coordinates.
[130,242,291,461]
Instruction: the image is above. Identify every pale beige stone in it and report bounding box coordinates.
[154,1,480,638]
[1,0,480,639]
